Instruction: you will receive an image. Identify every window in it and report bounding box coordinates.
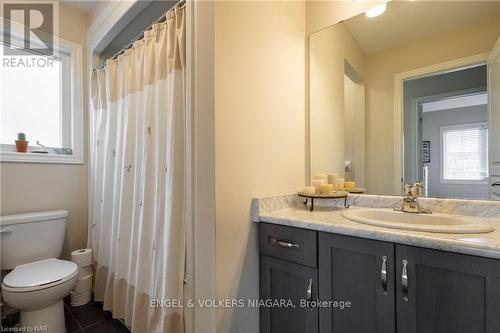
[0,20,83,164]
[441,123,488,183]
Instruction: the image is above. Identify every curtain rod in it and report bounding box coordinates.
[95,0,185,71]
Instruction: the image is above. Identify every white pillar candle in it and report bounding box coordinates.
[311,178,326,193]
[328,173,339,185]
[337,177,345,189]
[313,173,328,182]
[302,186,316,194]
[319,183,334,194]
[344,181,356,189]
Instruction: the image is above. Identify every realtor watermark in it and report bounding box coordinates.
[1,1,58,68]
[2,56,55,67]
[151,298,352,310]
[2,1,55,55]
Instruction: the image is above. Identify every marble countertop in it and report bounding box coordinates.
[253,193,500,260]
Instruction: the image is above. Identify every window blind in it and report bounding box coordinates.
[442,123,488,181]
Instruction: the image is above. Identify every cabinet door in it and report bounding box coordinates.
[318,233,395,333]
[260,255,318,333]
[396,245,500,333]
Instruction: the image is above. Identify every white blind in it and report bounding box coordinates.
[442,123,488,181]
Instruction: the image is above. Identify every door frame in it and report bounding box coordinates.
[393,52,489,194]
[488,37,500,178]
[409,86,487,182]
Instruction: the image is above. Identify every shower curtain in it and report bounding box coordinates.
[89,6,186,333]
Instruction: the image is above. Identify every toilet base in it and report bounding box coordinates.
[20,300,66,333]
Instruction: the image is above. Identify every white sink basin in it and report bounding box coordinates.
[342,208,494,234]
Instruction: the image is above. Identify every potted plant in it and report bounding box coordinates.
[15,132,29,153]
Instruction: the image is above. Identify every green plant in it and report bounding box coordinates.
[17,132,26,141]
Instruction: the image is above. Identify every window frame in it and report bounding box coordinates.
[0,19,84,164]
[440,122,489,185]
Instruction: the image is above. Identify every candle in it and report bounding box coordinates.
[337,178,345,189]
[328,173,339,184]
[313,173,328,182]
[319,183,334,194]
[344,181,356,189]
[302,186,316,194]
[311,178,326,193]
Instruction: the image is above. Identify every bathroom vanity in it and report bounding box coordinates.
[255,194,500,333]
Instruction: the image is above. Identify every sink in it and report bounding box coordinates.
[342,208,494,234]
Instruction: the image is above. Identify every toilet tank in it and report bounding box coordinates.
[0,210,68,270]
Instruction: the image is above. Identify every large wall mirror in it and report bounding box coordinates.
[309,1,500,200]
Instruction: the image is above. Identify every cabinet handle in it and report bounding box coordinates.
[275,238,300,249]
[381,255,388,294]
[306,278,313,301]
[492,182,500,187]
[401,259,409,302]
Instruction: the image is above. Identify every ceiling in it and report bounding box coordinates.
[61,0,100,14]
[344,1,500,55]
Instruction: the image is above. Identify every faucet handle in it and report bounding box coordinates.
[412,181,424,197]
[412,181,424,189]
[403,184,414,197]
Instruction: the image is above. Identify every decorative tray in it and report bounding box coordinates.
[342,187,366,193]
[297,191,350,211]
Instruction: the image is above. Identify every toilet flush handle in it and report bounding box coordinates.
[0,228,13,234]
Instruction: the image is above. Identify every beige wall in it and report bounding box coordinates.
[364,16,500,194]
[0,4,89,259]
[309,22,364,177]
[215,1,306,331]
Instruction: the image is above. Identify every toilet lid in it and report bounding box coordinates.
[3,258,78,289]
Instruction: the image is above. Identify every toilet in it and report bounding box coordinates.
[1,211,78,333]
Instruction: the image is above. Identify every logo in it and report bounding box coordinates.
[2,2,55,56]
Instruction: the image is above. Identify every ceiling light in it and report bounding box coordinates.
[365,2,387,18]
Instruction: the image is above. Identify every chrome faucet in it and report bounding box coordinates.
[395,181,432,214]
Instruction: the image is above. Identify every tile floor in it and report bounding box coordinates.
[1,298,130,333]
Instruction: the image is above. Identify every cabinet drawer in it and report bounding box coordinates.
[259,223,317,267]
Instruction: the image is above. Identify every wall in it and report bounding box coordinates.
[364,16,500,195]
[214,1,306,331]
[309,22,364,178]
[422,105,489,199]
[0,4,89,259]
[403,65,487,183]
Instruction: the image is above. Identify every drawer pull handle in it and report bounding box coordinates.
[381,255,388,294]
[306,278,313,301]
[401,259,409,302]
[275,239,299,249]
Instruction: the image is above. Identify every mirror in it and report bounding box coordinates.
[309,1,500,200]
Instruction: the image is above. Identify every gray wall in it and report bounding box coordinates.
[422,105,489,199]
[403,65,486,184]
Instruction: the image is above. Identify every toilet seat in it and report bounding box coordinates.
[2,258,78,293]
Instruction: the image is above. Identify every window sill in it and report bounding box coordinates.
[0,151,83,164]
[439,179,489,185]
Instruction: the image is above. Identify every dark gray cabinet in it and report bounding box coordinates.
[318,233,395,333]
[259,223,319,333]
[260,256,319,333]
[395,244,500,333]
[259,223,500,333]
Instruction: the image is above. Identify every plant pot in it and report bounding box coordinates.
[15,140,29,153]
